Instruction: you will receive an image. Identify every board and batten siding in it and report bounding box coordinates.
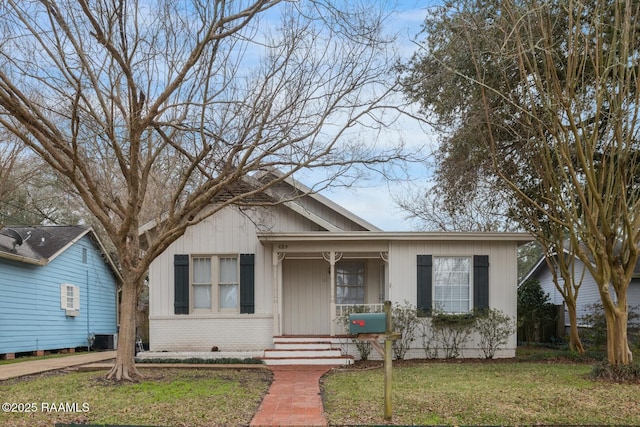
[148,205,316,351]
[0,235,118,354]
[149,205,315,318]
[386,240,520,358]
[388,240,519,316]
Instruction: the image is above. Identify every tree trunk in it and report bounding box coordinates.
[107,276,142,381]
[604,307,633,365]
[565,300,585,354]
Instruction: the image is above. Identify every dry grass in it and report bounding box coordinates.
[1,368,271,427]
[321,361,640,425]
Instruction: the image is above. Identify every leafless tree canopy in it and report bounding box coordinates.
[0,0,409,379]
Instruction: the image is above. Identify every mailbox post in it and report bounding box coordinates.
[349,300,399,421]
[383,301,393,420]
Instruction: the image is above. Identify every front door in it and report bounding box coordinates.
[282,259,330,335]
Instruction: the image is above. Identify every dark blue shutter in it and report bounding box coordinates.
[174,254,189,314]
[473,255,490,311]
[240,254,255,314]
[417,255,433,316]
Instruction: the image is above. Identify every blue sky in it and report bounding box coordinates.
[317,1,434,231]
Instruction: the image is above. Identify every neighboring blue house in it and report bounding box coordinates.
[0,226,120,358]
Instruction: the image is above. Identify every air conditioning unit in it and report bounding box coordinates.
[93,334,116,350]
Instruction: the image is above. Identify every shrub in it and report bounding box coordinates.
[336,305,373,360]
[590,361,640,383]
[391,301,420,360]
[580,303,640,351]
[431,311,476,358]
[420,318,439,359]
[473,309,515,359]
[517,279,555,343]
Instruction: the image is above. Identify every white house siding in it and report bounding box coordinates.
[281,257,385,335]
[149,205,317,318]
[282,259,330,335]
[387,240,520,358]
[148,205,324,351]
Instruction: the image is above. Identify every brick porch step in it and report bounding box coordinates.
[261,337,353,366]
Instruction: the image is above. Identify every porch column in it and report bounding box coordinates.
[272,250,285,336]
[323,251,343,336]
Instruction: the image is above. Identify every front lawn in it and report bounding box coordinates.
[1,368,272,427]
[321,361,640,425]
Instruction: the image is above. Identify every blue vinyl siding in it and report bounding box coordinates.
[0,235,118,354]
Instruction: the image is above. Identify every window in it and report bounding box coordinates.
[60,283,80,316]
[192,257,212,310]
[433,257,471,313]
[218,257,238,310]
[191,256,239,312]
[336,262,365,305]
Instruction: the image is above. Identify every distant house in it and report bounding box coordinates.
[142,172,533,364]
[520,248,640,328]
[0,226,120,358]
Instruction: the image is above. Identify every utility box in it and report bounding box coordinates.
[349,312,387,334]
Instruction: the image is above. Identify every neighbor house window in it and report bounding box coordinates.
[433,257,471,313]
[336,262,365,305]
[192,256,239,312]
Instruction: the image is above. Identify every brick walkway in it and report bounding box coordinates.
[250,366,332,427]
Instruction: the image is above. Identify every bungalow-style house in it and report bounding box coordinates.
[0,226,120,358]
[143,175,533,364]
[520,248,640,329]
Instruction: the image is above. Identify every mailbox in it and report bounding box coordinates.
[349,312,387,334]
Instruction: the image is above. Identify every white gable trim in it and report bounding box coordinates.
[273,171,381,231]
[281,201,342,232]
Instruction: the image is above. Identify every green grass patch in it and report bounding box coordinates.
[322,362,640,425]
[1,368,271,427]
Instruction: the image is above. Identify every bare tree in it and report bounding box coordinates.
[0,0,409,380]
[397,176,519,232]
[0,138,24,227]
[403,0,639,364]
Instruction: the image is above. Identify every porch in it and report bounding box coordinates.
[268,247,389,338]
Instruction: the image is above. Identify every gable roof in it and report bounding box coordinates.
[0,225,121,280]
[520,244,640,286]
[256,169,380,232]
[139,170,380,236]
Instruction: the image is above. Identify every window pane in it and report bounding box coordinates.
[193,258,211,284]
[220,284,238,309]
[219,257,238,283]
[336,262,365,305]
[433,257,470,313]
[66,286,74,309]
[193,284,211,309]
